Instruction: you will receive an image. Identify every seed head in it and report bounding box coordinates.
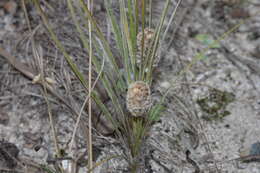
[136,28,160,68]
[126,81,152,117]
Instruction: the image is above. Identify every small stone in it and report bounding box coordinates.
[160,81,171,89]
[3,1,17,15]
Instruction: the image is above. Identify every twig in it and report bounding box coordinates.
[202,154,260,172]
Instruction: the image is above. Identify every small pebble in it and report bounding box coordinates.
[3,1,17,15]
[160,81,171,89]
[250,142,260,155]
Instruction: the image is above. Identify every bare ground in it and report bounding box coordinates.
[0,0,260,173]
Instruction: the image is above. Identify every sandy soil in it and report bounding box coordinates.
[0,0,260,173]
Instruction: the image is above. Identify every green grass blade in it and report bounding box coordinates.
[139,0,146,79]
[105,1,132,84]
[105,2,124,58]
[119,0,133,83]
[145,0,171,83]
[127,0,138,78]
[148,103,166,122]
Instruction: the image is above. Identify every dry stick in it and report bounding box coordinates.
[203,154,260,172]
[87,0,93,172]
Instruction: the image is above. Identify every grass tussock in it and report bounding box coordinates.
[0,0,251,172]
[30,0,172,172]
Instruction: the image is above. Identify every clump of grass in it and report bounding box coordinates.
[31,0,171,171]
[27,0,251,172]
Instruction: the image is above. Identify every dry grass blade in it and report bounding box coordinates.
[32,45,63,172]
[162,0,182,42]
[87,0,93,170]
[69,58,105,153]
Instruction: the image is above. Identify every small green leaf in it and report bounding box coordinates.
[195,34,221,48]
[148,103,165,122]
[196,53,208,60]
